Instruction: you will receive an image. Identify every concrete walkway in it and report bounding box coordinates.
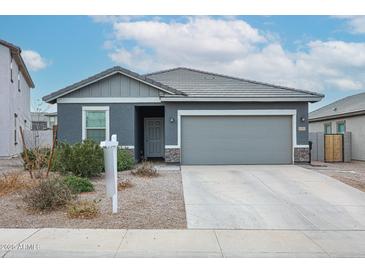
[1,228,365,258]
[182,165,365,229]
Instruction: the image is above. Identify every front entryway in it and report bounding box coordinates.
[134,105,165,161]
[144,118,164,158]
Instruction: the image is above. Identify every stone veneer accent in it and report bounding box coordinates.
[165,148,181,163]
[294,147,310,163]
[164,147,309,164]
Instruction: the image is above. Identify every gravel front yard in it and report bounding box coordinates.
[0,169,187,229]
[302,161,365,192]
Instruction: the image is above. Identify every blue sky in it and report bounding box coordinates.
[0,15,364,111]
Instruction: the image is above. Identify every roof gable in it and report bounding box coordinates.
[43,66,183,103]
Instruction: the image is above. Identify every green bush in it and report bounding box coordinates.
[52,140,104,178]
[117,148,134,171]
[23,177,75,211]
[64,175,94,194]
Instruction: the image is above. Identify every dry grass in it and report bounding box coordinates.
[23,176,75,212]
[0,170,186,229]
[67,199,100,219]
[131,161,158,177]
[118,179,133,191]
[22,148,50,179]
[0,171,36,197]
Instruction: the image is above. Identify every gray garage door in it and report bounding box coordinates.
[181,115,292,165]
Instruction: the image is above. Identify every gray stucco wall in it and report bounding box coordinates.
[164,102,309,146]
[58,103,137,146]
[309,115,365,161]
[309,132,325,161]
[58,101,309,150]
[0,44,31,158]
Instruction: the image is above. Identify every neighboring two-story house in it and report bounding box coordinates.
[0,39,35,158]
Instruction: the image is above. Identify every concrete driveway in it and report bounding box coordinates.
[181,165,365,230]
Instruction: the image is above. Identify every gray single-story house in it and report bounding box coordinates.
[43,66,323,165]
[309,91,365,161]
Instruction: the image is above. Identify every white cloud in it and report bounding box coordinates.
[112,17,266,64]
[21,50,48,71]
[91,15,147,23]
[336,16,365,34]
[326,78,363,90]
[99,16,365,93]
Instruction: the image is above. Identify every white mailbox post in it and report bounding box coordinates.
[100,134,118,213]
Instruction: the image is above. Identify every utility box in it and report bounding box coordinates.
[100,134,118,213]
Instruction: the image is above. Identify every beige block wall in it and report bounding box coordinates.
[309,115,365,161]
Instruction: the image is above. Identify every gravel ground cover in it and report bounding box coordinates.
[302,161,365,192]
[0,169,187,229]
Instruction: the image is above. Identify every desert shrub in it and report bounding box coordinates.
[117,148,134,171]
[23,177,75,211]
[117,179,133,191]
[21,148,50,178]
[63,175,94,194]
[67,199,100,219]
[51,142,72,174]
[52,140,104,178]
[131,161,158,177]
[0,171,35,196]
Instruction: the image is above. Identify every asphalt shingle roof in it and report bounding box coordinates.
[146,67,323,101]
[43,66,323,103]
[309,91,365,121]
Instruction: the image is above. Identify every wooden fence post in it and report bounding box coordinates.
[46,125,58,177]
[19,126,33,179]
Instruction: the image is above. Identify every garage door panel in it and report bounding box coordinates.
[181,116,292,165]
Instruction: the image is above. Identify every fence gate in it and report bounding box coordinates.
[324,134,344,162]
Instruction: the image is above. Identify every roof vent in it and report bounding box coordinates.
[333,107,337,111]
[204,76,215,80]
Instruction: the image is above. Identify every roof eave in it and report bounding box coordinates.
[309,109,365,122]
[0,39,35,88]
[161,96,323,102]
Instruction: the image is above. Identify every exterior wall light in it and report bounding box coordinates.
[300,117,305,122]
[170,117,175,123]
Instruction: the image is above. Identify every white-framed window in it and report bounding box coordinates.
[82,106,110,143]
[337,121,346,134]
[324,123,332,134]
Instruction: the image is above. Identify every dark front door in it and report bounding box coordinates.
[144,118,164,158]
